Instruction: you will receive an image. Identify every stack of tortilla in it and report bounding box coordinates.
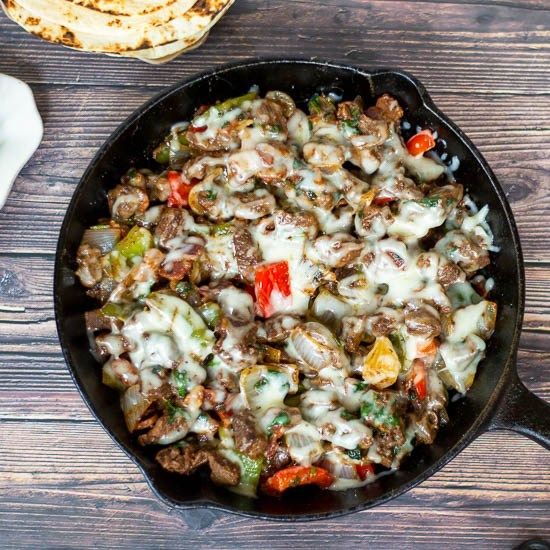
[1,0,234,63]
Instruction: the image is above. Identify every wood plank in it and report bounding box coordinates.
[0,88,548,260]
[0,422,548,548]
[0,0,548,94]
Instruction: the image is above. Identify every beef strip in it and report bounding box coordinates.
[340,315,366,353]
[85,309,113,332]
[232,227,262,284]
[207,452,240,486]
[107,184,149,220]
[156,444,239,486]
[373,427,406,468]
[156,445,208,474]
[154,207,188,248]
[86,277,118,303]
[437,261,465,289]
[232,411,268,459]
[262,314,301,343]
[404,307,441,338]
[366,311,398,337]
[75,244,103,288]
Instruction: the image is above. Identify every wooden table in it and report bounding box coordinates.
[0,1,548,547]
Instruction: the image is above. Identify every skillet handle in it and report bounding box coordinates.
[488,371,550,450]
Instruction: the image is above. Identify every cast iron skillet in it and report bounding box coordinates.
[54,58,550,521]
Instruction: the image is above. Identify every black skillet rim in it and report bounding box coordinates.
[54,57,525,522]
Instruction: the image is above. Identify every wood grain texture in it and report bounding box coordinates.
[0,0,548,547]
[0,1,549,94]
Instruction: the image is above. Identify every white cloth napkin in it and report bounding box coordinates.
[0,74,43,209]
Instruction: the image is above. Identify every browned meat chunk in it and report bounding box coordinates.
[232,411,268,459]
[85,309,112,332]
[108,184,149,220]
[234,191,276,220]
[437,262,465,289]
[155,207,188,248]
[366,311,398,337]
[159,241,204,282]
[147,174,171,202]
[156,444,239,486]
[374,94,404,123]
[340,316,366,353]
[262,314,301,343]
[412,408,440,445]
[308,233,363,268]
[207,452,240,486]
[275,209,319,240]
[214,319,258,370]
[86,278,118,303]
[156,445,208,475]
[458,239,490,274]
[355,203,393,236]
[233,227,262,284]
[404,307,441,338]
[255,99,288,131]
[372,426,406,468]
[75,244,103,288]
[264,441,291,477]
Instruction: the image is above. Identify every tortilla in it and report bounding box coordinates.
[1,0,233,59]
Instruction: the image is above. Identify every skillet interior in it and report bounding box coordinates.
[54,59,524,519]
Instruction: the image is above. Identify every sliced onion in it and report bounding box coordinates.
[82,227,121,254]
[265,90,296,117]
[312,290,352,330]
[290,322,349,371]
[121,384,153,432]
[318,451,359,480]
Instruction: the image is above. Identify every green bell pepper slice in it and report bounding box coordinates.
[115,226,153,259]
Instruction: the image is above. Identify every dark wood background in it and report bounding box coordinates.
[0,0,548,547]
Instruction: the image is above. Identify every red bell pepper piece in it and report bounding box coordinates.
[372,195,394,207]
[167,171,195,208]
[254,261,291,318]
[189,124,207,133]
[417,339,439,358]
[356,462,375,481]
[411,359,428,401]
[406,130,436,157]
[263,465,334,495]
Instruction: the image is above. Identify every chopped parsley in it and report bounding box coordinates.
[360,398,400,428]
[419,196,440,208]
[165,400,186,423]
[204,189,218,201]
[345,447,362,460]
[254,377,269,392]
[268,411,290,435]
[342,119,360,135]
[172,370,188,398]
[307,93,323,115]
[340,410,357,421]
[265,123,282,134]
[175,281,193,298]
[191,327,210,348]
[354,381,369,393]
